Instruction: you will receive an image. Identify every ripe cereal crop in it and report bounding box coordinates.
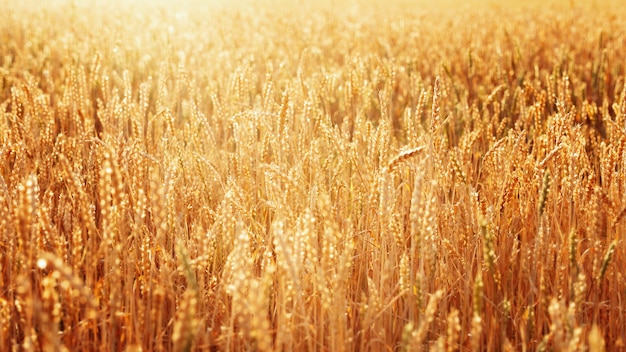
[1,0,625,350]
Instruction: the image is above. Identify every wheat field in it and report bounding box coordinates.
[1,0,625,351]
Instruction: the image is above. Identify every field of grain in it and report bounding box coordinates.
[1,0,625,350]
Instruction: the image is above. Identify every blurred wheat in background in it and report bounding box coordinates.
[0,0,625,350]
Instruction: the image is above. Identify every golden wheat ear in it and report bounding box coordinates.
[386,146,426,172]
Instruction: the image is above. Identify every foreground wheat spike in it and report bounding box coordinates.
[387,146,426,172]
[36,252,98,318]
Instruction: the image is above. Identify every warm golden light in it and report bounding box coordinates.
[1,0,625,350]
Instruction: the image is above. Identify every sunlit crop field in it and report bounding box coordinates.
[1,0,626,350]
